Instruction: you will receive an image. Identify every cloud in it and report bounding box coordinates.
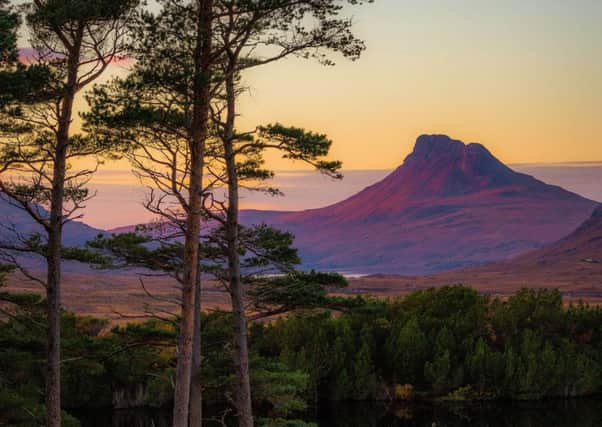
[18,47,134,65]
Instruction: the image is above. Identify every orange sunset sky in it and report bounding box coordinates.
[22,0,602,174]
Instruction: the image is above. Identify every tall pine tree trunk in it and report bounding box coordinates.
[46,179,64,427]
[172,171,201,426]
[224,70,254,427]
[172,2,212,426]
[189,271,203,427]
[45,31,82,427]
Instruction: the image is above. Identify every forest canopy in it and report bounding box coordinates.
[2,285,602,425]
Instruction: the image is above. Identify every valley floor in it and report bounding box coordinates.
[5,257,602,323]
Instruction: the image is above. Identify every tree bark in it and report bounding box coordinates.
[224,70,254,427]
[172,2,212,426]
[45,30,82,427]
[189,270,203,427]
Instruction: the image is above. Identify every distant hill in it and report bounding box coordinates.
[508,204,602,266]
[347,204,602,300]
[241,135,598,274]
[0,196,103,246]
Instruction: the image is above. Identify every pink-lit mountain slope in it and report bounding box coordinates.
[241,135,598,274]
[502,203,602,268]
[348,204,602,299]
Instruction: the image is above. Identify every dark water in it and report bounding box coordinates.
[74,399,602,426]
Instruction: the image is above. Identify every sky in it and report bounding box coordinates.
[17,0,602,170]
[232,0,602,169]
[11,0,602,226]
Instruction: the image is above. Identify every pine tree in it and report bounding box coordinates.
[0,0,18,65]
[0,2,137,424]
[386,316,428,384]
[425,350,451,393]
[353,340,378,400]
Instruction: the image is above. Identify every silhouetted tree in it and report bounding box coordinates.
[87,1,371,424]
[0,1,137,424]
[84,0,218,423]
[0,0,17,65]
[208,1,371,422]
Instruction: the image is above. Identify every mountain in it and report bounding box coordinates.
[499,203,602,268]
[346,204,602,300]
[0,197,103,246]
[7,206,600,321]
[241,135,599,274]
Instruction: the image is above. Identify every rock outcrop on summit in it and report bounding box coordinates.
[241,135,598,274]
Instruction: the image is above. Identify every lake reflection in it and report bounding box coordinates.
[318,399,602,426]
[76,399,602,427]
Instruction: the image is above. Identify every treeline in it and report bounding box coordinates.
[261,286,602,401]
[2,286,602,425]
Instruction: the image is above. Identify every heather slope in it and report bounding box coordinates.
[347,204,602,299]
